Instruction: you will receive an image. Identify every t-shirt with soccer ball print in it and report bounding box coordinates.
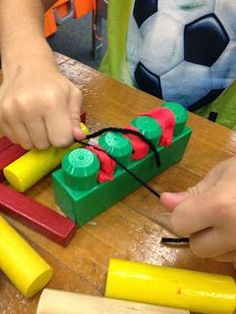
[126,0,236,110]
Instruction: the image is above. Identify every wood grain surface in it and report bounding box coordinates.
[0,54,235,314]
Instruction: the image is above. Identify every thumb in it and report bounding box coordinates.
[69,89,85,141]
[160,164,223,210]
[160,191,189,210]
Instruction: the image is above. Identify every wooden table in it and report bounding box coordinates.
[0,53,235,313]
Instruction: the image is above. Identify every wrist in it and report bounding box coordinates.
[2,36,55,78]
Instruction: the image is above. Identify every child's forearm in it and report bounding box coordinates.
[0,0,57,75]
[0,0,84,150]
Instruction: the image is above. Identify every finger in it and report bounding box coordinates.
[0,108,16,143]
[189,227,236,258]
[69,88,82,128]
[214,251,236,263]
[160,172,222,210]
[0,120,17,143]
[160,167,223,211]
[1,102,33,149]
[24,117,50,150]
[4,116,33,149]
[12,123,33,149]
[171,189,219,236]
[160,192,188,210]
[69,88,85,141]
[73,126,86,141]
[45,101,73,148]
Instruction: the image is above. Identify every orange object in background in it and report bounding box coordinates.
[74,0,96,19]
[44,0,96,37]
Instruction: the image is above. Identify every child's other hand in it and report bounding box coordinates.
[0,57,85,149]
[160,156,236,263]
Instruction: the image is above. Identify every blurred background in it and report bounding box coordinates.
[47,0,108,69]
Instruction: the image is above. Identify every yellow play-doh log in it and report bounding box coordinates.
[3,123,89,192]
[105,259,236,314]
[0,215,53,297]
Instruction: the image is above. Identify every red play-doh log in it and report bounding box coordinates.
[141,107,175,146]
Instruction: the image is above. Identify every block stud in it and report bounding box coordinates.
[62,148,100,191]
[162,102,188,136]
[99,132,133,165]
[131,116,162,145]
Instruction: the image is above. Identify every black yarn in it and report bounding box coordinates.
[77,127,161,198]
[77,140,161,198]
[78,127,190,245]
[86,127,160,167]
[161,237,189,244]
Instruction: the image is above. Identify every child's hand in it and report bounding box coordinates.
[0,57,85,149]
[160,156,236,263]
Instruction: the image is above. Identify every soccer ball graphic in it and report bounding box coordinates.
[127,0,236,109]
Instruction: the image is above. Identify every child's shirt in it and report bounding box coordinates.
[126,0,236,109]
[100,0,236,110]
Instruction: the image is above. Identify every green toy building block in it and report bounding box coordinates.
[52,103,192,227]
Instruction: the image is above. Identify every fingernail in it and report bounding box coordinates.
[160,192,188,210]
[163,192,188,202]
[73,127,86,140]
